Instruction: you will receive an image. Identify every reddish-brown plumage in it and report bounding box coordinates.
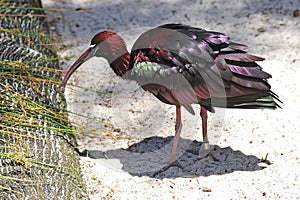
[62,24,281,174]
[92,32,132,77]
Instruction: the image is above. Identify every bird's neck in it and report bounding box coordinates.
[109,52,131,77]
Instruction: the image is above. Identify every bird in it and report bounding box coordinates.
[62,23,281,173]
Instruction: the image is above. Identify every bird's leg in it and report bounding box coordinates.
[152,106,183,177]
[194,106,211,158]
[199,106,220,161]
[200,106,210,148]
[169,105,182,163]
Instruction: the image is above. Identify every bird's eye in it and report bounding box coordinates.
[89,44,96,48]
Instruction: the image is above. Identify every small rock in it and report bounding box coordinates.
[113,128,121,132]
[202,187,212,192]
[293,9,299,17]
[257,28,266,32]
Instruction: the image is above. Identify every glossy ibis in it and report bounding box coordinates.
[62,24,281,172]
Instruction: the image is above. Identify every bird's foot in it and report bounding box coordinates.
[187,142,219,161]
[187,142,210,156]
[152,160,183,177]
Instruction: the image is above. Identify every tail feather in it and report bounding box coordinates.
[228,64,271,79]
[200,91,281,110]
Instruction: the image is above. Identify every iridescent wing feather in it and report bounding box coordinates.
[128,24,281,113]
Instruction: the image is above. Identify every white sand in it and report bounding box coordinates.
[43,0,300,199]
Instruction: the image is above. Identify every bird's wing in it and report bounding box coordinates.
[129,61,198,114]
[128,24,278,112]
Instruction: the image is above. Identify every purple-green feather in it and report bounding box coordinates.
[128,23,281,111]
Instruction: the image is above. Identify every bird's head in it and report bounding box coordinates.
[62,31,127,91]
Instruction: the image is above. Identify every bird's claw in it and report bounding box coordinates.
[186,142,219,161]
[186,142,211,157]
[152,160,183,177]
[198,142,211,158]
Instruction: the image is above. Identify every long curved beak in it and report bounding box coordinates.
[61,48,92,92]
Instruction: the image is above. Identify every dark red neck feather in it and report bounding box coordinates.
[110,52,131,77]
[93,32,132,77]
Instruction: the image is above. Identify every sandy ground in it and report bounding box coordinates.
[43,0,300,199]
